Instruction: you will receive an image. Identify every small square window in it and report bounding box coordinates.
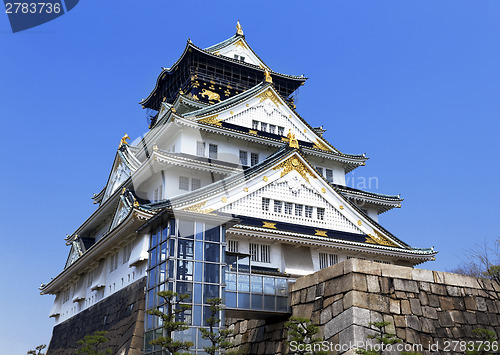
[277,126,284,136]
[326,169,333,183]
[191,178,201,191]
[262,198,270,211]
[239,150,248,166]
[260,123,267,132]
[269,124,276,134]
[250,153,259,166]
[179,176,190,191]
[285,202,293,215]
[305,206,313,218]
[209,144,218,159]
[316,167,323,176]
[295,204,303,217]
[274,200,282,213]
[317,207,325,220]
[252,120,259,130]
[196,141,205,157]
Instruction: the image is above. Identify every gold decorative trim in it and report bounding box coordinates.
[264,69,272,83]
[315,230,328,237]
[321,188,326,193]
[230,111,234,115]
[313,139,331,151]
[249,130,258,135]
[339,205,344,210]
[256,88,281,107]
[236,20,244,36]
[272,156,317,183]
[200,89,220,102]
[119,133,130,148]
[286,129,299,149]
[243,187,248,192]
[263,221,277,229]
[358,220,362,226]
[133,200,140,207]
[365,229,398,247]
[221,197,228,203]
[199,114,222,126]
[263,176,268,182]
[234,39,247,49]
[183,201,215,215]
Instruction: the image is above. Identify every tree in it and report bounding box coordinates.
[75,331,112,355]
[199,297,234,355]
[355,321,421,355]
[466,328,498,355]
[284,316,328,355]
[147,290,193,355]
[450,238,500,283]
[27,344,46,355]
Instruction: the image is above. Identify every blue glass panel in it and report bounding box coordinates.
[162,222,168,242]
[204,243,219,262]
[168,260,174,279]
[146,313,154,330]
[203,284,219,303]
[160,242,167,262]
[225,291,237,308]
[226,273,236,291]
[194,262,203,282]
[173,327,196,346]
[204,263,219,284]
[251,275,263,293]
[178,240,194,259]
[159,262,167,283]
[177,260,193,281]
[277,296,288,312]
[144,331,154,352]
[195,241,203,260]
[150,232,157,249]
[251,293,263,310]
[176,307,192,325]
[276,278,288,296]
[238,274,250,292]
[178,220,194,239]
[176,282,193,302]
[263,277,275,294]
[238,293,250,309]
[147,290,155,309]
[194,283,202,304]
[195,222,204,240]
[205,224,220,242]
[198,330,212,350]
[148,267,156,289]
[226,254,237,272]
[193,305,202,326]
[167,282,174,291]
[168,239,175,257]
[264,295,275,310]
[238,255,250,273]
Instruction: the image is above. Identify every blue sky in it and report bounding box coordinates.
[1,1,500,353]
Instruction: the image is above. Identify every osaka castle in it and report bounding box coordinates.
[41,22,436,355]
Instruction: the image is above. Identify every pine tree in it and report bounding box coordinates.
[199,297,234,355]
[75,331,112,355]
[147,290,193,355]
[466,328,498,355]
[355,321,421,355]
[27,344,46,355]
[284,316,328,355]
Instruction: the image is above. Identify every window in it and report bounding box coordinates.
[191,178,201,191]
[228,240,239,253]
[209,144,218,159]
[196,141,205,156]
[252,120,259,130]
[295,204,303,217]
[305,206,313,218]
[261,123,268,132]
[285,202,293,215]
[250,152,259,166]
[277,126,284,136]
[326,169,333,183]
[179,176,189,191]
[274,200,282,213]
[62,288,70,303]
[262,197,270,211]
[316,167,323,176]
[250,243,270,263]
[110,253,118,272]
[234,54,245,62]
[269,124,276,134]
[239,150,248,166]
[319,252,338,269]
[317,208,325,220]
[123,242,133,264]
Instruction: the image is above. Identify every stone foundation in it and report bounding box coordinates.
[47,277,145,355]
[226,317,288,354]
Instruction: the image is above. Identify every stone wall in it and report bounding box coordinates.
[47,277,145,355]
[290,259,500,354]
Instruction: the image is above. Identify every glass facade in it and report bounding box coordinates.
[145,218,225,355]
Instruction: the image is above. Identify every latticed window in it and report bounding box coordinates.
[295,204,303,216]
[316,167,323,176]
[110,253,118,272]
[305,206,313,218]
[250,152,259,166]
[285,202,293,215]
[191,178,201,191]
[274,200,283,213]
[277,126,284,136]
[319,252,338,269]
[326,169,333,183]
[62,288,70,303]
[261,123,268,132]
[179,176,189,190]
[262,197,270,211]
[269,124,276,134]
[317,207,325,220]
[239,150,248,166]
[252,120,259,130]
[123,242,132,264]
[250,243,270,263]
[196,141,205,156]
[228,240,239,253]
[209,144,218,159]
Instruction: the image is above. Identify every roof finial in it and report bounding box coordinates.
[287,129,299,149]
[264,69,272,83]
[119,133,130,148]
[236,20,244,36]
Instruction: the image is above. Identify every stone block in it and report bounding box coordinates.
[477,297,487,311]
[383,314,395,334]
[300,289,308,304]
[421,317,436,334]
[443,272,481,288]
[430,283,447,295]
[380,263,413,279]
[454,297,465,310]
[488,313,500,326]
[450,310,465,324]
[324,307,371,339]
[446,285,463,297]
[418,291,429,306]
[379,277,392,294]
[409,298,422,316]
[437,311,454,327]
[394,315,406,328]
[406,328,420,344]
[343,290,369,310]
[344,258,382,276]
[401,300,411,315]
[439,296,455,310]
[315,282,325,297]
[412,268,434,282]
[486,299,498,313]
[370,311,383,325]
[394,278,419,293]
[331,299,344,318]
[419,281,431,292]
[422,306,438,319]
[312,261,345,285]
[320,305,332,325]
[476,311,489,325]
[396,327,406,340]
[464,311,477,325]
[366,275,380,293]
[292,303,314,319]
[290,291,301,306]
[427,294,440,307]
[405,315,421,331]
[368,293,390,314]
[390,299,400,314]
[338,324,378,352]
[306,286,316,303]
[395,291,407,299]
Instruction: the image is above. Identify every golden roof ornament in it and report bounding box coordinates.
[236,20,244,36]
[119,133,130,148]
[264,69,273,83]
[287,129,299,149]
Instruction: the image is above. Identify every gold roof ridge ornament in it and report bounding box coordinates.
[119,133,130,148]
[272,155,316,183]
[287,129,299,149]
[236,20,244,36]
[264,69,272,83]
